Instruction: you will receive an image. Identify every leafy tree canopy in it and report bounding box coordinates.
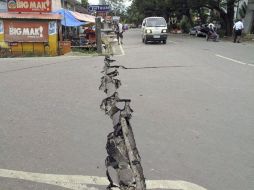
[81,0,89,8]
[105,0,132,15]
[128,0,241,35]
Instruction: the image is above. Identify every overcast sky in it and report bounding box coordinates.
[88,0,99,4]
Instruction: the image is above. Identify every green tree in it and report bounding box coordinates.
[129,0,191,27]
[126,0,145,26]
[180,15,192,33]
[238,1,247,19]
[129,0,241,35]
[188,0,241,35]
[105,0,130,15]
[81,0,89,8]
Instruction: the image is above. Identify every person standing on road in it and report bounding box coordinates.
[115,21,124,45]
[233,19,244,43]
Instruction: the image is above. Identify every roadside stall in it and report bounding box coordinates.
[67,11,96,47]
[53,8,86,53]
[83,25,96,44]
[53,9,97,49]
[0,0,62,57]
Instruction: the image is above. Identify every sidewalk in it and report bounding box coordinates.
[102,36,124,56]
[110,39,124,56]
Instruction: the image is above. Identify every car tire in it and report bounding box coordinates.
[163,40,166,44]
[144,37,148,44]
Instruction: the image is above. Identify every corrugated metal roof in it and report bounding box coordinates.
[0,13,62,20]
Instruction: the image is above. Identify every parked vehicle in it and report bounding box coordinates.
[129,24,137,28]
[141,17,168,44]
[189,25,207,37]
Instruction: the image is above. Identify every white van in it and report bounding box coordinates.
[141,17,168,44]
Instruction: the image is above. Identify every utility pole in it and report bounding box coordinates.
[95,17,102,54]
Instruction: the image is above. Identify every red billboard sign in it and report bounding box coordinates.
[4,20,49,42]
[7,0,51,13]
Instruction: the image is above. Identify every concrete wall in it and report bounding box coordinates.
[244,0,254,33]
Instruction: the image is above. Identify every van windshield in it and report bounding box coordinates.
[146,18,166,27]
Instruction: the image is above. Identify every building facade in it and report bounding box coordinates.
[0,0,62,56]
[0,0,87,13]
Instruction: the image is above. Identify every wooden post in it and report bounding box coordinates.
[95,17,102,54]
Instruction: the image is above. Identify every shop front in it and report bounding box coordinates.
[0,13,61,56]
[0,0,61,57]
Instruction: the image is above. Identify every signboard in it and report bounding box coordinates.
[7,0,51,12]
[112,16,120,21]
[9,42,18,46]
[0,20,3,34]
[88,5,110,13]
[48,21,57,35]
[0,1,7,12]
[4,20,49,42]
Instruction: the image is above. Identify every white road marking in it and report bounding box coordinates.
[119,44,125,56]
[248,63,254,67]
[0,168,207,190]
[215,54,248,65]
[168,40,177,44]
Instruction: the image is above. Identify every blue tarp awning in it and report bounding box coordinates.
[53,9,86,27]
